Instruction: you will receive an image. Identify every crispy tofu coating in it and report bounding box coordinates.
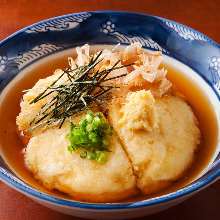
[108,90,200,194]
[25,122,137,202]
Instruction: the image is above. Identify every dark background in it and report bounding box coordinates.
[0,0,219,220]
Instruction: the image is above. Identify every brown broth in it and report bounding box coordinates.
[0,49,218,202]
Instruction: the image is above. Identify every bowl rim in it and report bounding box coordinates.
[0,10,219,210]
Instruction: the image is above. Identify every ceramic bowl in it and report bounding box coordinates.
[0,11,219,220]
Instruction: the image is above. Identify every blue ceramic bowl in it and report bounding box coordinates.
[0,11,219,219]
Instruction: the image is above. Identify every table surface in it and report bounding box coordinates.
[0,0,219,220]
